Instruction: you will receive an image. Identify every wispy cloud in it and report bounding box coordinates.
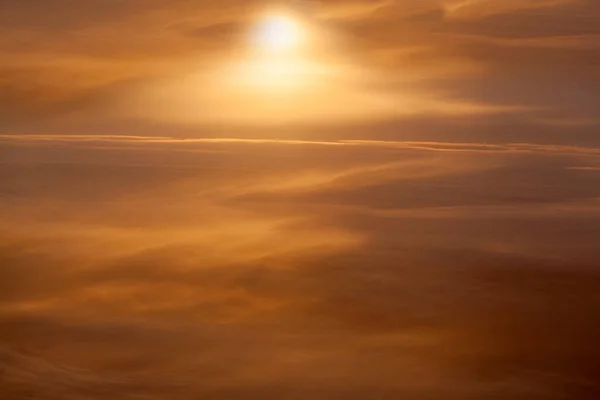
[2,134,600,156]
[1,1,600,398]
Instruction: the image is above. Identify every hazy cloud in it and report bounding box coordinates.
[1,1,600,398]
[2,138,600,398]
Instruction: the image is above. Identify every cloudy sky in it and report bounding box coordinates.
[1,1,600,399]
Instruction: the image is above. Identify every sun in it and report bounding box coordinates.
[234,11,314,92]
[132,4,402,126]
[253,14,304,54]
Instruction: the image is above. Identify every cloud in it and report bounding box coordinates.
[1,0,599,134]
[443,0,577,19]
[1,1,600,398]
[2,134,600,156]
[2,137,600,399]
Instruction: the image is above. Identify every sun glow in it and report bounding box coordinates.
[237,11,316,92]
[130,6,404,126]
[252,13,305,54]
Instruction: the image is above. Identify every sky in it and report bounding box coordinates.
[1,1,600,399]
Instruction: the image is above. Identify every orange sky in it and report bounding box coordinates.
[1,0,599,143]
[1,1,600,399]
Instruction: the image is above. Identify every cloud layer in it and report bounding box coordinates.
[1,1,600,398]
[1,137,600,399]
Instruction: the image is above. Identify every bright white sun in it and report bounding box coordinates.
[254,14,303,53]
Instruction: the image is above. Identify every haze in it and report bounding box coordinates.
[1,1,599,399]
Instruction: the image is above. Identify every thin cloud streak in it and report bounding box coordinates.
[2,134,600,156]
